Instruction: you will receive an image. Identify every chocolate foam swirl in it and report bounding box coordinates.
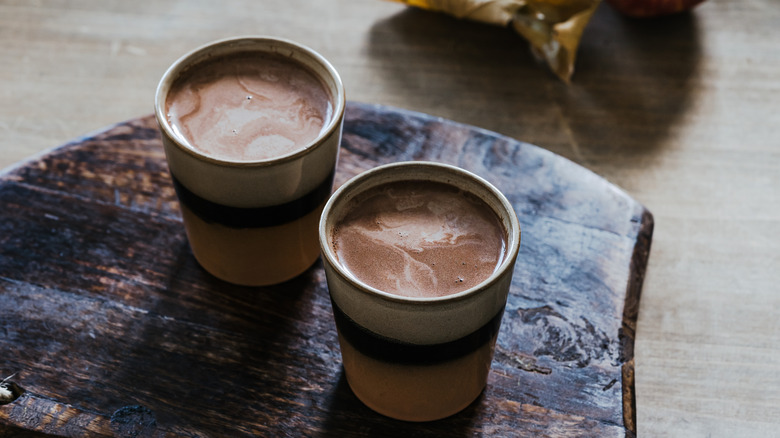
[166,51,332,161]
[332,181,507,298]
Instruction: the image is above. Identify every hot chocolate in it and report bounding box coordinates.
[156,37,344,286]
[332,180,507,297]
[322,170,516,421]
[166,51,332,161]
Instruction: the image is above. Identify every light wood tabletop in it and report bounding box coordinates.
[1,0,778,436]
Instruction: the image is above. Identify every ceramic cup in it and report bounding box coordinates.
[319,161,521,421]
[155,36,345,286]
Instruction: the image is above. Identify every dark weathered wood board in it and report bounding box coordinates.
[0,102,652,437]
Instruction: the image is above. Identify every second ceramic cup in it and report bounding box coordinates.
[319,161,521,421]
[155,36,345,286]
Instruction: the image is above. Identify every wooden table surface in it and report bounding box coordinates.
[1,1,778,436]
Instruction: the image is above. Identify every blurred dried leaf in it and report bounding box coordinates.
[389,0,600,82]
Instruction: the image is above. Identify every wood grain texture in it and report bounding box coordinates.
[0,102,652,437]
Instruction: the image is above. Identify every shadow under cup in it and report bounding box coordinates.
[154,37,345,286]
[319,162,521,422]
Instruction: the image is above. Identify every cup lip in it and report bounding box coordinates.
[319,161,521,305]
[154,35,346,168]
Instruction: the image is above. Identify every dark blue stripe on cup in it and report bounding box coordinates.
[331,298,505,365]
[171,169,335,229]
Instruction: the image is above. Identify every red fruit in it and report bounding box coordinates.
[605,0,707,17]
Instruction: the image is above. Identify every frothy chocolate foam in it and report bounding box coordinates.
[166,51,332,161]
[332,181,506,298]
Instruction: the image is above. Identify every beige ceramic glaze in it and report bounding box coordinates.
[319,161,520,421]
[155,36,345,286]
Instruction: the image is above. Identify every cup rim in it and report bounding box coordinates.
[154,35,346,168]
[319,161,521,305]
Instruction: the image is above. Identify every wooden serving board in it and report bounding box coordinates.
[0,102,652,437]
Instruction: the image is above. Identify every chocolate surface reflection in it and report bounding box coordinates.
[332,180,506,297]
[166,51,332,161]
